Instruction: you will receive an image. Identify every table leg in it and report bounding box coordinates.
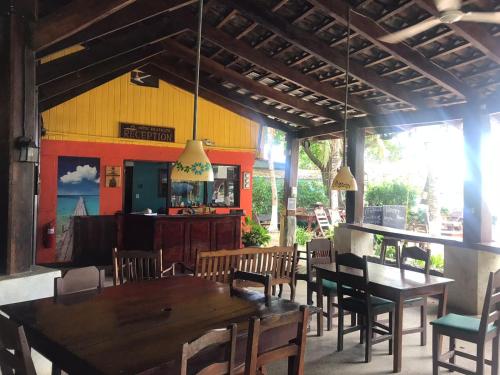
[393,297,404,373]
[316,272,324,336]
[436,284,449,359]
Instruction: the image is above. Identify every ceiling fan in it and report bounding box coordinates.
[379,0,500,44]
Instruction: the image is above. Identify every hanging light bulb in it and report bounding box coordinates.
[171,0,214,182]
[332,8,357,191]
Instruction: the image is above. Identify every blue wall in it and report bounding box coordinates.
[131,161,168,213]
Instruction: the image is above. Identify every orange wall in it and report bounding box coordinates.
[37,139,255,263]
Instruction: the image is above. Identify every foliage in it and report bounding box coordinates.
[296,227,314,246]
[407,207,428,227]
[365,181,418,209]
[252,177,328,215]
[242,217,271,247]
[365,134,403,162]
[324,226,335,240]
[299,141,333,170]
[430,253,444,271]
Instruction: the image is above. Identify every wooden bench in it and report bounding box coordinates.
[195,245,297,301]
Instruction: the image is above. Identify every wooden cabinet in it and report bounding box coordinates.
[118,214,242,269]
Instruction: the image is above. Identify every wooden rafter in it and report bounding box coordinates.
[163,39,343,122]
[309,0,475,99]
[33,0,136,52]
[200,25,379,114]
[37,0,197,58]
[144,64,297,133]
[218,0,428,108]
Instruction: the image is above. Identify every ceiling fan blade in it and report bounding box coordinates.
[460,12,500,24]
[379,17,442,44]
[434,0,461,12]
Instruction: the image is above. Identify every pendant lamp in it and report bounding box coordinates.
[332,8,357,191]
[171,0,214,182]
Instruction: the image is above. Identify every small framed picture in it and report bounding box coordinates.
[242,172,251,189]
[105,166,121,188]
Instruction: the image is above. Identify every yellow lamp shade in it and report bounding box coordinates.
[171,140,214,182]
[332,166,358,191]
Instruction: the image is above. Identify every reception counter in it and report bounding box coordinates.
[117,213,243,269]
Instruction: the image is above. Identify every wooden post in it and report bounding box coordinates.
[463,103,491,245]
[0,0,38,274]
[345,126,365,224]
[280,134,299,246]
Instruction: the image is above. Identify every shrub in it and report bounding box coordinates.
[242,217,271,247]
[365,181,418,209]
[296,227,314,246]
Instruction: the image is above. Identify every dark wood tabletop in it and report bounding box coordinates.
[1,276,301,375]
[314,261,454,373]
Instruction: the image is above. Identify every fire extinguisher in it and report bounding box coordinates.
[43,221,56,248]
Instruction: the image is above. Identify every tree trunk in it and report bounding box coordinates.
[268,128,279,232]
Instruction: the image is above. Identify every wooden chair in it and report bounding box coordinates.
[0,314,37,375]
[400,246,430,346]
[112,248,163,285]
[180,324,237,375]
[230,269,272,302]
[336,252,395,363]
[431,269,500,375]
[54,266,104,297]
[313,207,331,237]
[305,239,338,332]
[245,306,309,375]
[379,237,402,266]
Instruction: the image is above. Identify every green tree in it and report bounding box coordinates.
[365,181,418,209]
[365,134,403,162]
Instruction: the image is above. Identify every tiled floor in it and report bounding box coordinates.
[30,280,489,375]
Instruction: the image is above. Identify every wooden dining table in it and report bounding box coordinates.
[0,276,301,375]
[314,262,454,373]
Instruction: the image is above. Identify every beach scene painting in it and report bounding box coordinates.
[56,156,100,262]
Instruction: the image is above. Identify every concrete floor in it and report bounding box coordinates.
[30,280,490,375]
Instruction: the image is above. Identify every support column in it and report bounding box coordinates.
[280,134,299,247]
[345,126,365,224]
[0,0,38,274]
[462,103,491,245]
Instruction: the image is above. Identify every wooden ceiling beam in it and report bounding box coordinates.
[219,0,428,108]
[163,39,344,122]
[33,0,136,52]
[297,122,343,138]
[37,13,190,86]
[415,0,500,66]
[200,25,379,114]
[154,56,320,128]
[309,0,474,99]
[144,64,297,133]
[36,0,197,58]
[39,45,163,104]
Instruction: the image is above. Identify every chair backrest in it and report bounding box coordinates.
[54,266,104,297]
[479,269,500,338]
[314,207,331,237]
[245,306,309,375]
[400,246,430,274]
[112,248,163,285]
[335,252,371,314]
[0,315,37,375]
[180,324,237,375]
[230,270,272,301]
[195,246,296,285]
[306,239,333,283]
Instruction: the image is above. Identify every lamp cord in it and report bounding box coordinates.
[193,0,204,140]
[343,8,351,167]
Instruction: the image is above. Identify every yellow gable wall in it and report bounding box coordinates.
[42,73,260,151]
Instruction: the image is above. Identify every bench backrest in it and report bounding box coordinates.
[195,246,297,284]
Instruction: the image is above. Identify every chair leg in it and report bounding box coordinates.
[326,295,333,331]
[360,315,364,344]
[289,282,296,302]
[432,327,440,375]
[278,284,283,298]
[317,307,323,337]
[477,342,485,375]
[449,337,456,368]
[337,308,344,352]
[389,311,394,355]
[350,311,356,327]
[365,316,373,363]
[52,365,62,375]
[306,284,313,305]
[421,299,428,346]
[493,334,499,375]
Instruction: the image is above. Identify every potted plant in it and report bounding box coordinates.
[242,217,271,247]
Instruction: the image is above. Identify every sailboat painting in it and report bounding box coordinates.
[56,156,100,262]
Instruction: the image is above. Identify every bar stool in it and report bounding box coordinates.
[379,237,402,266]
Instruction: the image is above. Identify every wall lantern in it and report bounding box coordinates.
[16,136,39,163]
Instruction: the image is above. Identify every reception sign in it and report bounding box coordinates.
[119,123,175,143]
